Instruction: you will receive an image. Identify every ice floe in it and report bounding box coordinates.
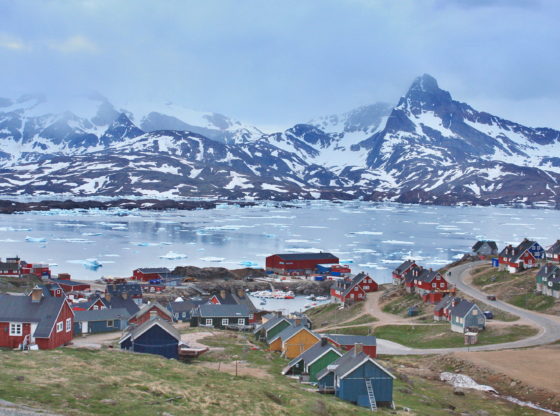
[159,251,188,260]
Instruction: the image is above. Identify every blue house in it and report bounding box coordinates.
[448,298,485,333]
[317,346,395,410]
[119,317,181,359]
[167,298,207,322]
[74,308,130,335]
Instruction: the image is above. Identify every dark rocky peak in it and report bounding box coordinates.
[100,113,144,145]
[285,124,332,147]
[398,74,453,115]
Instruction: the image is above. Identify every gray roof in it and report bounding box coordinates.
[130,301,172,321]
[74,308,130,322]
[135,267,171,274]
[103,296,140,315]
[324,334,376,347]
[0,293,68,338]
[272,252,338,261]
[269,324,317,344]
[414,269,442,284]
[253,315,289,334]
[449,299,478,318]
[0,262,19,272]
[193,304,250,318]
[434,294,456,311]
[499,239,539,262]
[393,260,416,274]
[49,278,90,287]
[547,240,560,255]
[168,300,201,314]
[316,349,365,380]
[120,317,180,343]
[106,283,143,296]
[472,241,498,251]
[285,340,339,370]
[537,264,560,280]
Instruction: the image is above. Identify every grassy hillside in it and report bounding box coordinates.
[305,302,365,328]
[0,330,549,416]
[0,275,42,293]
[471,267,560,315]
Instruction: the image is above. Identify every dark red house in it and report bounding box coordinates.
[132,267,171,282]
[128,302,173,325]
[50,277,91,293]
[266,253,339,274]
[325,334,377,358]
[0,286,74,350]
[330,273,377,303]
[392,260,418,285]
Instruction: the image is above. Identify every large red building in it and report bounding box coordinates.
[0,286,74,350]
[132,267,171,282]
[266,253,339,274]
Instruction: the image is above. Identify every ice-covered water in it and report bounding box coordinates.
[1,201,560,281]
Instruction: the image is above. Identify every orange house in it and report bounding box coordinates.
[268,325,320,359]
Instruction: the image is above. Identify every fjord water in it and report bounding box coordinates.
[0,201,558,282]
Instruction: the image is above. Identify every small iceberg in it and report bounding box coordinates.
[200,256,225,262]
[25,236,47,243]
[68,258,103,271]
[160,251,187,260]
[82,232,103,237]
[239,261,258,267]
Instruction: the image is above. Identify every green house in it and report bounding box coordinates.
[253,316,293,342]
[282,338,342,382]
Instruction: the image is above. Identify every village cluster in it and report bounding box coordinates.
[0,239,558,411]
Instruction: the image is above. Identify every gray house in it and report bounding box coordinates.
[190,304,251,329]
[74,308,130,335]
[472,241,498,256]
[448,299,485,333]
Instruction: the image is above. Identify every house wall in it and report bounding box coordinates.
[266,321,291,341]
[358,276,378,293]
[36,302,74,349]
[308,350,341,382]
[195,316,249,329]
[283,330,320,359]
[337,360,393,405]
[269,337,283,352]
[265,255,338,272]
[132,271,160,281]
[0,322,32,349]
[129,307,172,325]
[336,344,377,358]
[74,318,126,335]
[318,372,335,390]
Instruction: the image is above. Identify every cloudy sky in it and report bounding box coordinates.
[0,0,559,130]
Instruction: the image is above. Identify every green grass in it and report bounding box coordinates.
[510,292,556,311]
[472,269,515,287]
[341,314,378,326]
[324,325,374,336]
[382,293,427,318]
[374,324,538,349]
[305,302,364,328]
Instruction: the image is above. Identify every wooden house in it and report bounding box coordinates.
[266,252,339,275]
[190,304,251,329]
[536,263,560,298]
[72,294,106,311]
[168,298,207,322]
[128,302,173,325]
[324,334,377,358]
[546,240,560,262]
[330,272,376,304]
[73,308,130,335]
[472,241,498,256]
[49,277,91,293]
[433,295,458,321]
[253,315,293,342]
[268,325,320,359]
[499,239,544,273]
[411,268,448,295]
[317,346,395,409]
[281,338,342,382]
[391,260,417,285]
[132,267,171,282]
[119,317,181,359]
[0,286,74,350]
[448,299,485,333]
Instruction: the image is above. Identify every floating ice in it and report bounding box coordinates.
[200,256,225,262]
[160,251,187,260]
[25,236,47,243]
[300,225,328,229]
[53,238,94,243]
[285,239,313,243]
[347,231,383,236]
[239,261,258,267]
[82,232,103,236]
[67,258,103,271]
[0,239,18,242]
[382,240,414,245]
[54,222,86,227]
[340,259,353,264]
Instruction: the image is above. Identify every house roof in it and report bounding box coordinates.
[324,334,376,347]
[130,301,172,321]
[210,292,238,305]
[0,293,69,338]
[537,264,560,280]
[269,324,317,345]
[449,299,478,318]
[120,317,180,344]
[0,262,19,272]
[272,253,338,261]
[103,296,141,315]
[393,260,416,274]
[434,294,456,312]
[316,348,365,380]
[168,300,202,314]
[282,340,340,374]
[135,267,171,274]
[547,240,560,255]
[472,241,498,251]
[499,239,538,263]
[74,307,130,322]
[335,351,396,380]
[231,291,258,312]
[106,282,143,296]
[49,278,90,287]
[414,269,441,284]
[192,304,250,318]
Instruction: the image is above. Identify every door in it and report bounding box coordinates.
[82,321,88,334]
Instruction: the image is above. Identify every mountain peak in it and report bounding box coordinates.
[409,74,440,93]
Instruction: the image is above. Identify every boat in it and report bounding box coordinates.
[178,344,209,358]
[305,295,316,300]
[315,296,328,301]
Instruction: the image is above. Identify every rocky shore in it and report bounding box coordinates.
[0,198,258,214]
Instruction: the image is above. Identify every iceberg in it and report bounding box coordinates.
[200,256,225,262]
[159,251,187,260]
[25,236,47,243]
[239,261,258,267]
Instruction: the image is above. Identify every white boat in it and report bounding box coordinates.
[315,296,328,301]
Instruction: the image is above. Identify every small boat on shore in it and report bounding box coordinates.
[315,296,328,301]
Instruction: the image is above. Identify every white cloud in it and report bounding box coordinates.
[48,35,99,54]
[0,33,29,51]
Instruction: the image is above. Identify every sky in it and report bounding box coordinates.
[0,0,559,130]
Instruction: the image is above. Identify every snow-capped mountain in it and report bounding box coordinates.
[1,75,560,207]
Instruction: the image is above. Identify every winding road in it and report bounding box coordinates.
[376,261,560,355]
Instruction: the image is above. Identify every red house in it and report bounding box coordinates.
[266,253,339,275]
[0,286,74,350]
[20,262,51,278]
[50,277,91,293]
[132,268,171,282]
[547,240,560,262]
[325,334,377,358]
[128,302,173,325]
[413,269,448,293]
[392,260,418,285]
[499,239,543,273]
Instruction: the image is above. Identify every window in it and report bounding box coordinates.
[432,283,436,288]
[222,318,229,326]
[205,319,213,326]
[56,322,63,333]
[363,285,369,290]
[107,320,114,328]
[440,283,445,288]
[66,318,71,332]
[9,323,22,336]
[249,314,254,320]
[239,318,245,325]
[93,305,99,310]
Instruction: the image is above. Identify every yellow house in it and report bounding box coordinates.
[268,336,283,352]
[280,327,320,359]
